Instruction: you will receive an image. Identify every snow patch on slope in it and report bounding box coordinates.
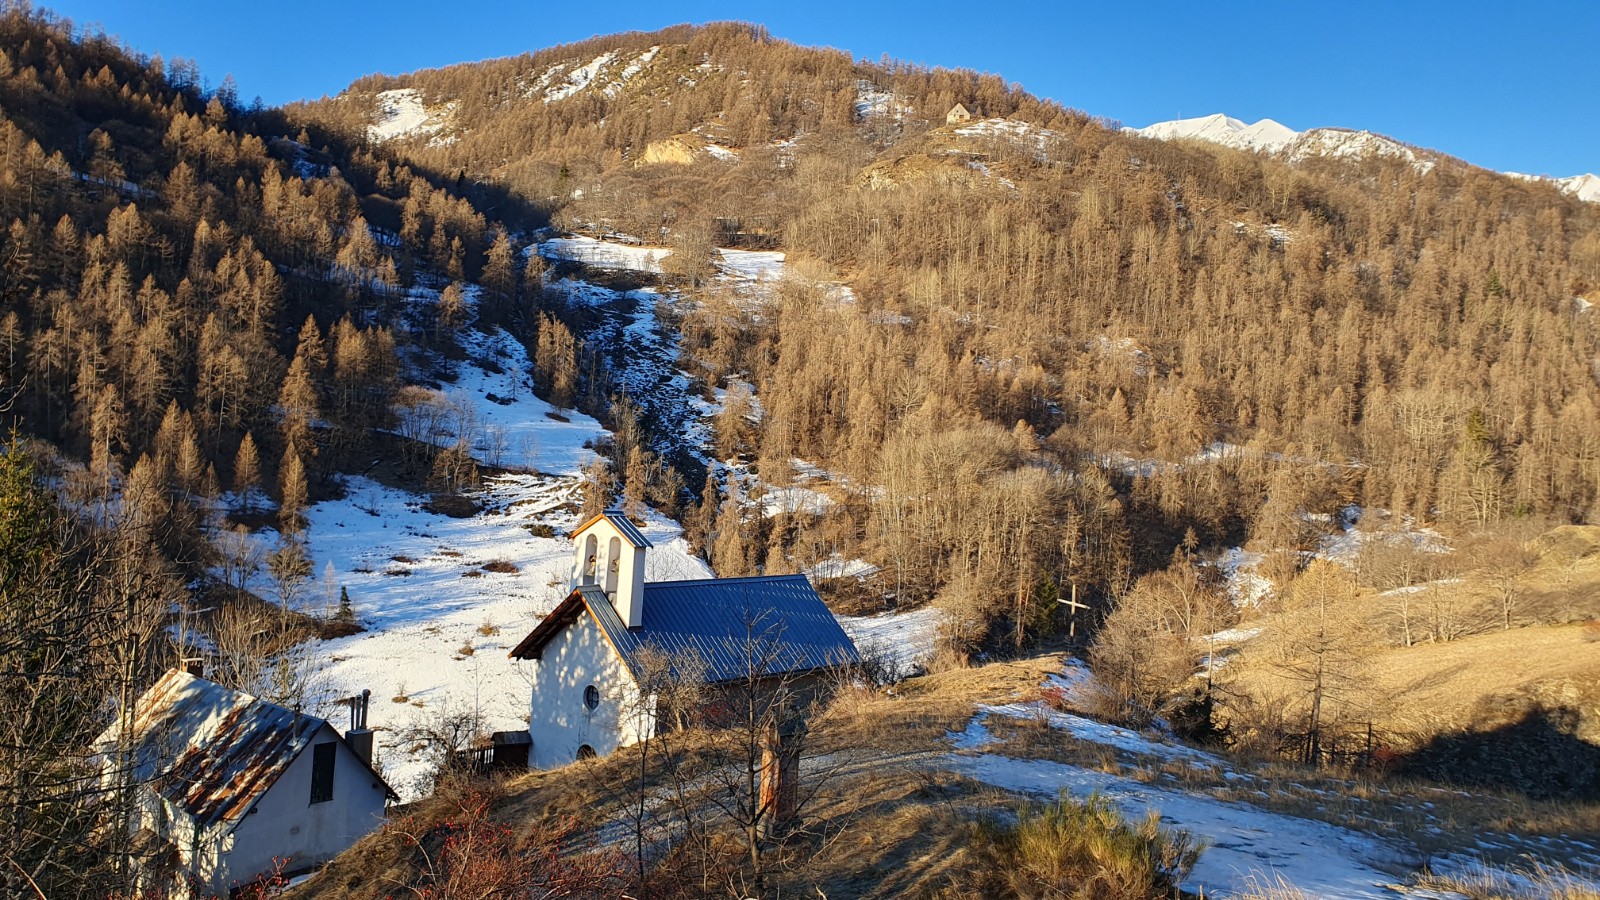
[529,46,659,104]
[537,236,788,289]
[952,118,1060,161]
[854,79,913,120]
[947,747,1409,899]
[545,50,619,102]
[838,606,942,673]
[604,46,659,98]
[946,665,1417,899]
[1289,128,1434,174]
[538,236,670,273]
[368,89,451,143]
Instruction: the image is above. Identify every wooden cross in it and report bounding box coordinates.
[1058,583,1090,638]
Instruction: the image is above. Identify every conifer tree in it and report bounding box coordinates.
[278,351,319,462]
[437,282,467,340]
[686,462,720,554]
[278,448,308,535]
[481,229,518,304]
[622,444,649,521]
[711,473,748,576]
[233,430,261,512]
[579,456,613,520]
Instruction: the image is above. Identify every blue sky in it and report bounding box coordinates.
[45,0,1599,176]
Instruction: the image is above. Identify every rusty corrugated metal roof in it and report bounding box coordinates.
[99,671,331,829]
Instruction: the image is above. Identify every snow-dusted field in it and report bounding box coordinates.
[837,606,942,673]
[539,235,670,273]
[277,471,716,799]
[947,666,1416,899]
[537,235,787,287]
[422,315,607,473]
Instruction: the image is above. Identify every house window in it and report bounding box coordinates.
[310,742,336,804]
[583,685,600,710]
[576,744,596,761]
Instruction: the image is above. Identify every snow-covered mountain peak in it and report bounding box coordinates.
[1131,113,1298,152]
[1562,174,1600,202]
[1512,172,1600,203]
[1132,113,1435,174]
[1134,112,1600,199]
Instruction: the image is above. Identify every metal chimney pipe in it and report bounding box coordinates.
[346,688,375,767]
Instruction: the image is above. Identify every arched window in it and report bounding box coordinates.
[583,684,600,710]
[603,536,622,594]
[576,744,596,761]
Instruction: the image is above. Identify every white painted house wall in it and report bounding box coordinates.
[527,613,654,769]
[217,723,388,892]
[156,723,388,896]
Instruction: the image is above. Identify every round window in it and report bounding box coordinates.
[583,685,600,710]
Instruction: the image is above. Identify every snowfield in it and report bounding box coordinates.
[417,311,608,474]
[854,79,913,120]
[537,235,787,288]
[837,606,942,673]
[367,88,451,143]
[527,46,659,103]
[538,235,670,273]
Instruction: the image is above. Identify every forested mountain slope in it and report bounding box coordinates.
[0,7,547,893]
[3,11,1600,895]
[299,22,1600,596]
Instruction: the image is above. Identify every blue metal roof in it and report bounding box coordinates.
[514,575,859,684]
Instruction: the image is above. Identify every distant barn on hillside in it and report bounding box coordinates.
[946,103,974,125]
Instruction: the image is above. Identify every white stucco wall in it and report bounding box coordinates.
[527,612,654,769]
[204,724,388,894]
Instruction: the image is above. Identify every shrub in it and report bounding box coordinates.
[970,791,1202,899]
[482,559,519,574]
